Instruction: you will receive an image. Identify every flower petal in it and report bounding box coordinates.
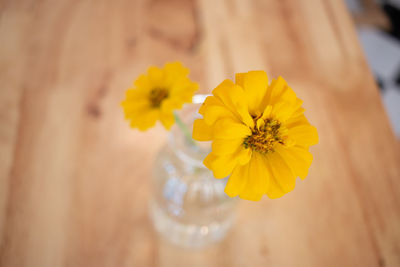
[235,73,245,88]
[133,75,152,91]
[266,152,296,193]
[235,71,269,115]
[161,98,183,111]
[265,176,286,199]
[289,125,319,147]
[199,96,222,115]
[124,87,149,101]
[192,119,213,141]
[225,163,249,198]
[169,77,198,101]
[199,96,236,125]
[270,101,299,122]
[147,66,165,84]
[203,152,236,179]
[204,146,250,179]
[164,62,189,78]
[121,99,150,117]
[213,118,251,140]
[276,145,313,179]
[133,109,159,131]
[212,80,254,128]
[263,76,288,105]
[159,111,175,130]
[238,153,270,201]
[237,147,252,165]
[212,138,243,155]
[284,115,309,128]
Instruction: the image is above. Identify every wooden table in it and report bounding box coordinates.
[1,0,399,266]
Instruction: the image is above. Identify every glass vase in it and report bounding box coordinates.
[150,104,238,248]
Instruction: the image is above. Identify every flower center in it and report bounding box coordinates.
[149,88,169,108]
[243,118,285,153]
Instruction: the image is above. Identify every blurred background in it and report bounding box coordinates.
[0,0,399,266]
[346,0,400,137]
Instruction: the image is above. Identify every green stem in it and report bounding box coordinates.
[173,112,196,146]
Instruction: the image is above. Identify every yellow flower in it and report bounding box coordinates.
[121,62,198,131]
[192,71,318,201]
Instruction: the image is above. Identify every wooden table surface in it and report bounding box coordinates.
[1,0,400,266]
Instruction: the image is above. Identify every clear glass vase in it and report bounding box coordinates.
[150,104,238,248]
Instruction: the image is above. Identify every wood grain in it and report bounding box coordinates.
[0,0,399,266]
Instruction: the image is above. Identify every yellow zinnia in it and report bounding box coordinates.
[192,71,318,201]
[121,62,198,131]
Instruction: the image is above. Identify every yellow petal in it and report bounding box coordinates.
[213,118,251,140]
[212,80,254,128]
[212,79,235,102]
[237,71,269,115]
[256,118,264,130]
[159,111,175,130]
[199,96,235,125]
[204,105,235,126]
[237,147,252,165]
[262,76,288,106]
[164,62,189,77]
[203,152,237,179]
[169,77,198,100]
[288,125,319,147]
[124,87,149,101]
[212,138,243,155]
[290,107,305,119]
[199,96,222,115]
[278,84,298,104]
[192,119,213,141]
[147,66,164,83]
[203,152,217,170]
[284,115,309,128]
[133,109,159,131]
[270,101,298,122]
[266,152,296,193]
[235,73,245,88]
[276,145,313,179]
[204,146,250,179]
[265,176,286,199]
[261,105,273,119]
[121,99,150,117]
[225,163,249,198]
[133,74,151,91]
[239,153,270,201]
[239,191,263,201]
[239,187,264,201]
[161,98,183,111]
